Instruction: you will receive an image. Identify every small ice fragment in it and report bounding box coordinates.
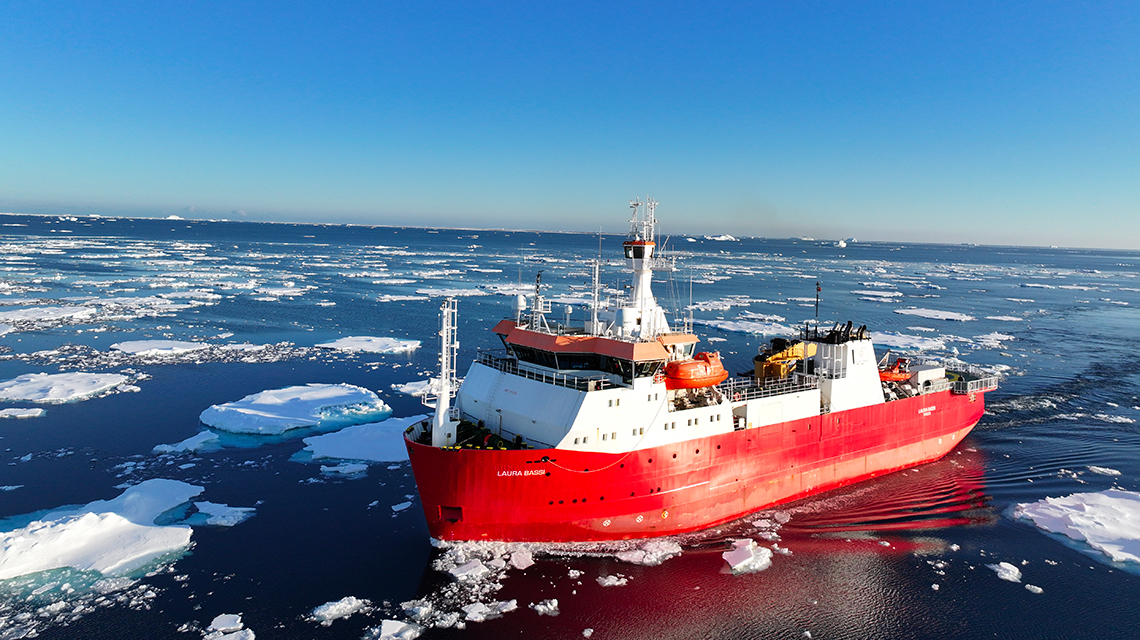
[614,539,683,566]
[567,568,583,579]
[530,599,559,616]
[0,407,46,419]
[368,619,423,640]
[449,560,489,582]
[209,613,244,633]
[1025,584,1043,594]
[986,562,1022,582]
[194,502,256,526]
[949,544,960,551]
[153,430,219,454]
[596,574,628,587]
[1087,466,1121,476]
[390,501,412,512]
[462,602,490,622]
[309,596,372,625]
[583,629,594,638]
[932,584,940,591]
[322,463,368,475]
[509,550,534,570]
[722,539,774,574]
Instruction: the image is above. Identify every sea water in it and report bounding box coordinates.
[1,213,1138,639]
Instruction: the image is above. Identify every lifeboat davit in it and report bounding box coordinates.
[664,352,729,390]
[879,357,912,382]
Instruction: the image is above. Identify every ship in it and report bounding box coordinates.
[404,199,999,542]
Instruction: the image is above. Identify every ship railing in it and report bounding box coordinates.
[475,351,619,392]
[718,374,820,402]
[921,379,953,394]
[952,376,1001,394]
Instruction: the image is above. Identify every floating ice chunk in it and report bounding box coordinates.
[0,407,45,418]
[1014,489,1140,564]
[1025,584,1043,594]
[209,614,245,633]
[614,539,683,566]
[152,430,219,453]
[0,372,129,403]
[693,318,794,336]
[722,539,774,574]
[0,512,192,579]
[530,598,559,616]
[449,559,490,582]
[415,287,488,297]
[975,332,1016,348]
[302,414,427,462]
[391,501,413,512]
[2,485,23,491]
[321,463,368,475]
[597,574,629,586]
[0,306,96,322]
[704,234,738,241]
[200,383,390,435]
[986,562,1022,582]
[366,619,423,640]
[583,629,594,638]
[110,340,210,355]
[893,308,975,321]
[985,316,1023,322]
[1087,466,1122,476]
[0,323,11,335]
[509,550,534,570]
[193,502,256,526]
[315,336,421,354]
[308,596,373,625]
[392,379,435,397]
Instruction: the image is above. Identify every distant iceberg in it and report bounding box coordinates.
[703,234,738,242]
[200,383,390,435]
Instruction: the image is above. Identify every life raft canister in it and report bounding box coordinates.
[664,352,729,390]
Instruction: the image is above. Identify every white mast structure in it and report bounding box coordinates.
[614,197,672,339]
[428,297,459,447]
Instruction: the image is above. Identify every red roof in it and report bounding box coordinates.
[492,321,670,362]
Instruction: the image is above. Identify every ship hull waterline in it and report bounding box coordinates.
[405,388,987,543]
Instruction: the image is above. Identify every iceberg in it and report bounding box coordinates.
[0,372,129,403]
[200,383,390,435]
[315,336,421,354]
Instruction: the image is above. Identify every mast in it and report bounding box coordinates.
[427,297,459,448]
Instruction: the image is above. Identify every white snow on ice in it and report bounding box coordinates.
[1014,489,1140,565]
[302,414,427,463]
[315,336,421,354]
[110,340,210,356]
[986,562,1022,582]
[200,383,390,435]
[0,372,129,403]
[0,407,46,418]
[308,596,373,626]
[0,479,201,580]
[893,308,976,321]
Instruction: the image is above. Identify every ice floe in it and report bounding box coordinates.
[893,308,976,321]
[308,596,374,626]
[0,407,45,418]
[0,479,202,581]
[110,340,210,355]
[321,462,368,475]
[1014,489,1140,565]
[722,539,774,574]
[206,613,255,639]
[0,372,130,403]
[985,562,1022,582]
[392,379,435,397]
[315,336,421,354]
[872,331,946,351]
[200,383,390,435]
[365,619,423,639]
[190,502,256,526]
[1087,466,1122,476]
[301,414,427,463]
[152,430,220,454]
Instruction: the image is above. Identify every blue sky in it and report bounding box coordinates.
[2,2,1137,248]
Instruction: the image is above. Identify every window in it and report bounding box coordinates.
[632,428,638,436]
[687,419,692,426]
[574,437,580,445]
[616,399,621,407]
[602,433,607,441]
[611,432,617,440]
[583,436,588,444]
[639,428,644,435]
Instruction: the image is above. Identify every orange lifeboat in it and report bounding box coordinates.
[879,357,912,382]
[664,352,729,390]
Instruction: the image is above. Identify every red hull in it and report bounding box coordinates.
[405,389,987,542]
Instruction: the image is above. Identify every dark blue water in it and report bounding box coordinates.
[1,213,1138,638]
